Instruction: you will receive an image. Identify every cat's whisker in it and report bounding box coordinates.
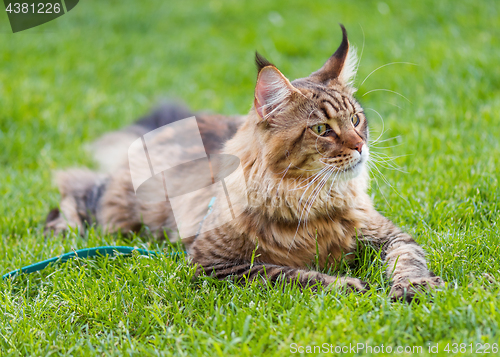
[306,108,317,126]
[295,167,328,196]
[316,168,338,211]
[359,62,417,87]
[369,154,402,164]
[274,162,292,175]
[297,166,334,190]
[290,169,330,253]
[327,169,342,197]
[368,155,400,169]
[366,158,409,205]
[299,168,331,219]
[275,163,292,196]
[314,135,333,158]
[369,156,409,165]
[369,135,401,146]
[369,159,408,174]
[382,101,404,110]
[352,23,365,86]
[366,162,393,209]
[369,143,402,150]
[365,107,386,145]
[300,168,333,237]
[293,170,325,191]
[287,174,310,192]
[369,151,405,159]
[362,88,412,104]
[307,169,332,211]
[370,151,411,165]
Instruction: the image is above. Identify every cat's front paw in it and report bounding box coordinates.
[390,276,444,302]
[326,276,369,294]
[44,208,68,236]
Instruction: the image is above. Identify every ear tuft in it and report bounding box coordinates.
[310,24,358,88]
[339,44,358,87]
[255,52,274,73]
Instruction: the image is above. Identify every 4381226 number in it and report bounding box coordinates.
[444,343,498,354]
[5,3,61,14]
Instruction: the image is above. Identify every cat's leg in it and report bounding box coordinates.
[45,169,107,236]
[191,253,368,293]
[44,197,83,235]
[361,211,444,302]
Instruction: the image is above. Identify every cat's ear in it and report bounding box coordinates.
[254,52,298,120]
[310,24,358,87]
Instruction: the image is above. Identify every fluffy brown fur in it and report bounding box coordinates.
[46,25,443,301]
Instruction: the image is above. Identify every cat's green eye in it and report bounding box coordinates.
[351,114,360,127]
[311,123,330,136]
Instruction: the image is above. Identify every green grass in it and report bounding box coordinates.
[1,0,500,355]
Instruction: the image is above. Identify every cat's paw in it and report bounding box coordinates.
[327,276,369,294]
[44,208,67,236]
[390,276,444,302]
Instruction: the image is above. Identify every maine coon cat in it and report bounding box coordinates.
[46,25,443,301]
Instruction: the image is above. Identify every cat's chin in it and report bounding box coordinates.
[338,147,369,182]
[335,157,366,182]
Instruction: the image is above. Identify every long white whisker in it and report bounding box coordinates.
[366,159,409,205]
[293,168,328,191]
[290,167,334,254]
[302,169,332,236]
[383,101,404,110]
[370,136,401,146]
[369,143,402,150]
[370,152,411,161]
[353,23,365,86]
[366,162,393,209]
[365,107,386,145]
[360,62,417,87]
[276,163,291,196]
[369,151,408,171]
[362,89,412,103]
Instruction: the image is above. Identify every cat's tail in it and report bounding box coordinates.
[89,101,193,173]
[45,102,193,235]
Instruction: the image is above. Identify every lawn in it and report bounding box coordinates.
[1,0,499,355]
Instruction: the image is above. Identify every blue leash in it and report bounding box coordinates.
[2,197,216,280]
[2,246,185,280]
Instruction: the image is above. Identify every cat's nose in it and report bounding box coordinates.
[351,141,363,154]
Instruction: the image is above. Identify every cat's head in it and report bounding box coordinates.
[252,25,368,183]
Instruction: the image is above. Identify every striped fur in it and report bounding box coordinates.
[46,25,443,301]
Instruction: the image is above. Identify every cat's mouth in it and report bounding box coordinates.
[344,148,368,173]
[323,155,364,172]
[345,156,364,171]
[319,149,367,180]
[334,155,366,180]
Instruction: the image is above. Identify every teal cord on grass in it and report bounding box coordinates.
[3,197,215,280]
[2,246,186,280]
